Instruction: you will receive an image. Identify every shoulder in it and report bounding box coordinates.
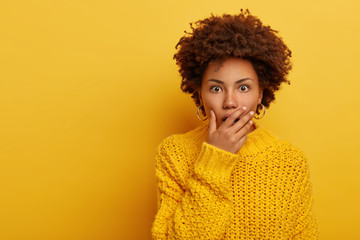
[253,126,312,184]
[154,126,208,185]
[156,124,208,162]
[157,124,207,152]
[257,126,308,165]
[259,126,304,150]
[274,137,310,173]
[274,139,313,188]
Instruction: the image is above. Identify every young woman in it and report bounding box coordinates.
[152,10,319,239]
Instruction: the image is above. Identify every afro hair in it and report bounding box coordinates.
[173,9,292,115]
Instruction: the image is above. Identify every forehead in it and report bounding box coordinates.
[202,57,258,83]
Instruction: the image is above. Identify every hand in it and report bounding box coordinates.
[207,107,254,154]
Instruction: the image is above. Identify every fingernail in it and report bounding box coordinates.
[242,106,247,110]
[250,120,253,124]
[250,111,254,115]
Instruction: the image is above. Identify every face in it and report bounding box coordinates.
[200,57,263,128]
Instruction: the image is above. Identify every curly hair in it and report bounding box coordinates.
[173,9,292,115]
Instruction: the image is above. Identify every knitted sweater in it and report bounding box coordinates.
[151,123,319,239]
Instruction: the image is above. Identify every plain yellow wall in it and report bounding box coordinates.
[1,0,360,239]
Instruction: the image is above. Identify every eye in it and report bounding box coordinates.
[239,85,249,92]
[210,86,222,93]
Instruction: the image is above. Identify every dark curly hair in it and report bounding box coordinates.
[173,9,292,115]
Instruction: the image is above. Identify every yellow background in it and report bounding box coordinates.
[1,0,359,239]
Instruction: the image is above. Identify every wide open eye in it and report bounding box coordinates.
[210,86,222,93]
[239,85,249,92]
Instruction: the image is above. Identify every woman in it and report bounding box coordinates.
[152,10,319,239]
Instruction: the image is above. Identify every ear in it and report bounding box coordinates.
[257,89,263,105]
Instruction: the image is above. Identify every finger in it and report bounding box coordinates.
[231,110,254,132]
[208,109,217,134]
[237,134,248,147]
[231,111,254,133]
[234,115,254,141]
[221,106,248,129]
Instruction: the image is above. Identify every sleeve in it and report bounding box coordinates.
[290,150,320,239]
[151,138,239,240]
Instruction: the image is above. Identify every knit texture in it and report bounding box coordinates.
[152,123,319,239]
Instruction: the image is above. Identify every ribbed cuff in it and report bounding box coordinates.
[194,142,238,186]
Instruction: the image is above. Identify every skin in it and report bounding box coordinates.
[199,57,263,154]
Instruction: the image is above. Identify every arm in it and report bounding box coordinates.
[151,138,238,240]
[290,150,320,239]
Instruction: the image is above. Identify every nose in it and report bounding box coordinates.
[223,91,238,109]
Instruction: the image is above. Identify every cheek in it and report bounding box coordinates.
[242,95,260,112]
[202,97,221,114]
[250,101,259,110]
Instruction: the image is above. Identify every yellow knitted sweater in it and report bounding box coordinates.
[152,123,319,239]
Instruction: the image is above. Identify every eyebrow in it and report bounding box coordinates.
[208,78,252,84]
